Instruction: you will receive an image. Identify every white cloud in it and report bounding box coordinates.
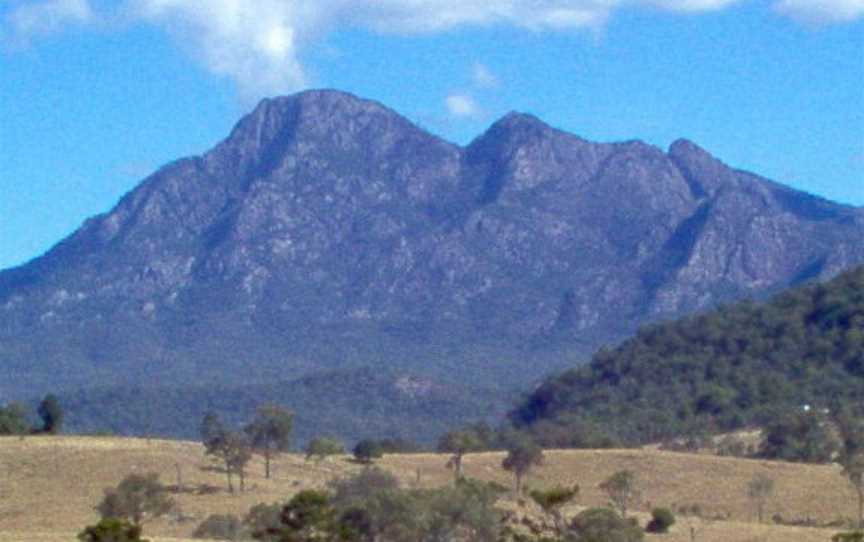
[446,94,481,118]
[472,62,499,89]
[3,0,862,100]
[4,0,92,42]
[773,0,864,24]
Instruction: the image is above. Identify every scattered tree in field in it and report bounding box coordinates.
[438,429,484,481]
[530,484,579,534]
[78,518,147,542]
[352,439,383,464]
[200,411,226,454]
[600,470,640,519]
[843,453,864,529]
[569,507,644,542]
[0,402,29,435]
[747,473,775,523]
[207,431,253,493]
[37,394,63,434]
[97,473,175,526]
[305,436,345,463]
[501,437,544,494]
[244,404,293,479]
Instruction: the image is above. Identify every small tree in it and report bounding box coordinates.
[747,473,775,523]
[0,402,30,435]
[204,429,252,493]
[78,518,147,542]
[244,404,293,479]
[530,484,579,534]
[437,430,484,481]
[600,470,640,519]
[97,473,176,526]
[353,439,383,464]
[200,412,226,454]
[38,394,63,434]
[305,436,345,463]
[501,437,544,495]
[843,453,864,529]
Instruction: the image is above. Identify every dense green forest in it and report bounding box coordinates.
[511,266,864,446]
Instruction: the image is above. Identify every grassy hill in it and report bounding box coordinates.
[0,435,857,541]
[511,265,864,446]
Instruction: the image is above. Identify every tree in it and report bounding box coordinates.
[78,518,147,542]
[353,439,383,464]
[305,436,345,463]
[244,404,293,479]
[253,489,346,541]
[599,470,640,519]
[97,473,175,526]
[747,473,774,523]
[206,431,253,493]
[437,430,483,481]
[843,452,864,529]
[200,411,226,454]
[530,484,579,534]
[569,507,644,542]
[37,394,63,434]
[501,437,544,494]
[0,402,29,435]
[645,508,675,533]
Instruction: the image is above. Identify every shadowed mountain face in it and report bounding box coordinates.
[2,89,863,408]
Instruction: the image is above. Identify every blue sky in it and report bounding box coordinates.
[1,0,862,272]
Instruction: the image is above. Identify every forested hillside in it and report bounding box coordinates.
[511,266,864,446]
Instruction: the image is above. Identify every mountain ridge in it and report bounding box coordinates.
[2,90,862,423]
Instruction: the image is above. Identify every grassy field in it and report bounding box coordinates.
[0,435,857,541]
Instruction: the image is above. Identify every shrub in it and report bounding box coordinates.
[192,514,244,540]
[833,532,864,542]
[78,518,146,541]
[570,507,644,542]
[646,507,675,533]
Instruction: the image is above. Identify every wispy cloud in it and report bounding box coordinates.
[773,0,864,24]
[3,0,92,44]
[3,0,862,99]
[472,62,499,89]
[446,94,481,118]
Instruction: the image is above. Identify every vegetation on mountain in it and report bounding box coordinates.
[511,266,864,447]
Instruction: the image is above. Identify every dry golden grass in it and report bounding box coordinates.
[0,436,855,541]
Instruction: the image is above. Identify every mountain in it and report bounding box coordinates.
[510,265,864,446]
[1,89,862,438]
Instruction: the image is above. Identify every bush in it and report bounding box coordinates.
[78,518,146,541]
[833,532,864,542]
[646,507,675,533]
[192,514,244,540]
[570,507,644,542]
[352,439,383,463]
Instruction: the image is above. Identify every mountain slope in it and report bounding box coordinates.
[510,265,864,445]
[1,90,862,431]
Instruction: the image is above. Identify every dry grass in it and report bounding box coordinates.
[0,436,856,541]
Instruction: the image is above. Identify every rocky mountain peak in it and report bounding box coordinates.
[1,90,862,406]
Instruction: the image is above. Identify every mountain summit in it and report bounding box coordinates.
[2,89,862,402]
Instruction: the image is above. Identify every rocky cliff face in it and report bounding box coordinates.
[2,89,862,398]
